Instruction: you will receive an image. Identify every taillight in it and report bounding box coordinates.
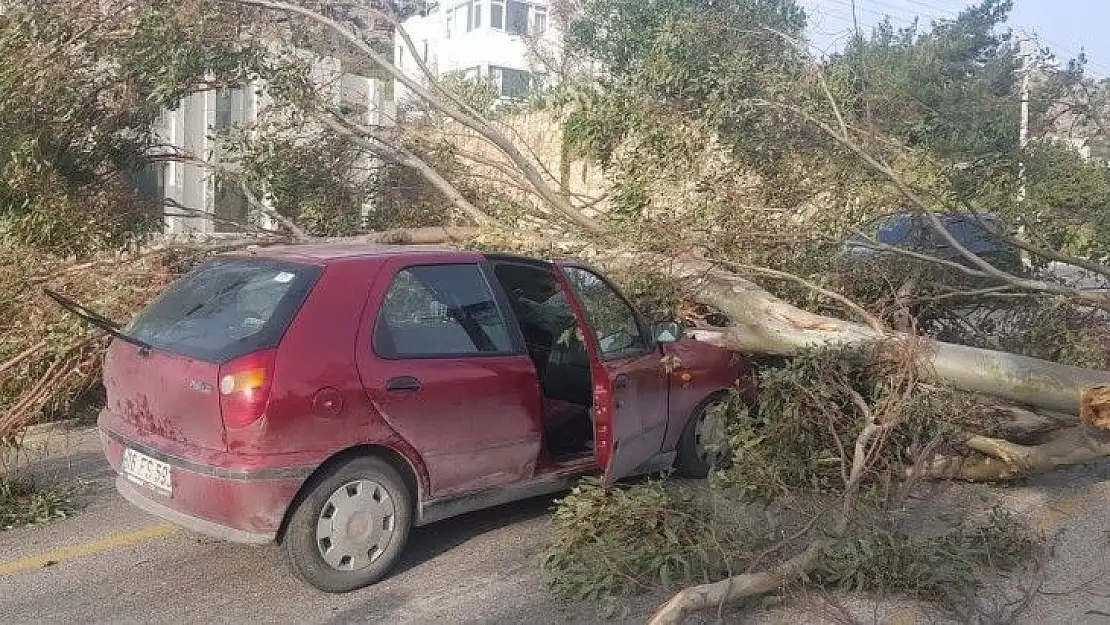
[218,349,276,429]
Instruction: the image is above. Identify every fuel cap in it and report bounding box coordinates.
[312,387,344,417]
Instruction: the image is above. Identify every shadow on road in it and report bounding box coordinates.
[392,493,559,576]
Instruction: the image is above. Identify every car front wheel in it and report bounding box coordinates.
[674,395,732,478]
[283,456,413,593]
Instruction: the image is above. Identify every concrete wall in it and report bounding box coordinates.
[446,109,610,219]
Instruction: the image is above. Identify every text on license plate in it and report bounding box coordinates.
[121,448,173,496]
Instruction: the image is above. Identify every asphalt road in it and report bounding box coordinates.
[0,426,679,625]
[1,425,1109,624]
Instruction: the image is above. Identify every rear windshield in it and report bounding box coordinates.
[125,257,323,363]
[941,216,1005,251]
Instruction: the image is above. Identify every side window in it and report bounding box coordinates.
[876,216,912,246]
[561,266,647,358]
[375,264,513,358]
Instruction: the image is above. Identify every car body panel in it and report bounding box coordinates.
[96,245,757,547]
[660,337,756,450]
[99,421,307,538]
[102,343,226,450]
[355,254,545,498]
[553,262,669,483]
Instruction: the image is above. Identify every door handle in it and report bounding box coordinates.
[613,374,630,390]
[386,376,422,392]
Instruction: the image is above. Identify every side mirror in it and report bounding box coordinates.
[652,321,683,344]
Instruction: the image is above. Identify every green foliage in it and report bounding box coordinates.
[818,508,1039,613]
[0,0,266,255]
[539,477,753,614]
[0,476,80,530]
[941,297,1110,370]
[563,0,1110,298]
[717,348,962,502]
[538,351,1039,615]
[233,128,374,237]
[834,1,1019,163]
[602,267,685,323]
[1022,142,1110,259]
[437,72,502,117]
[563,0,828,214]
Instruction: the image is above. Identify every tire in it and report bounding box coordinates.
[283,456,413,593]
[673,394,731,478]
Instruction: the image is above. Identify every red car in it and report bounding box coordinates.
[92,244,755,592]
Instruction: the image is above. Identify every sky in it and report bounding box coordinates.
[799,0,1110,79]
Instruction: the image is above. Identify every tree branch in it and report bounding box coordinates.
[710,257,887,332]
[223,0,604,235]
[316,110,497,227]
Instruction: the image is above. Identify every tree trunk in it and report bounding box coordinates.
[676,256,1110,415]
[646,540,828,625]
[923,426,1110,481]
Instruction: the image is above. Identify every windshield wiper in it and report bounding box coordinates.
[43,289,154,354]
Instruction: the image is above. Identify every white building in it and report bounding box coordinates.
[151,60,393,236]
[153,1,558,236]
[394,0,556,102]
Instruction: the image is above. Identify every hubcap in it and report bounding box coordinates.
[693,401,729,466]
[316,479,396,571]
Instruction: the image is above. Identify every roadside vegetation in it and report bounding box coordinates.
[540,349,1047,620]
[0,477,77,530]
[0,0,1107,621]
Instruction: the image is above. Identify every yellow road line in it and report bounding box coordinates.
[0,523,178,577]
[1034,490,1092,535]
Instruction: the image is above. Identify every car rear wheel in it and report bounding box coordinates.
[674,395,731,478]
[283,456,413,593]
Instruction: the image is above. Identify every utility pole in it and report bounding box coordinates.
[1017,36,1032,204]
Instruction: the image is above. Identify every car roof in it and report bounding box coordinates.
[872,210,1001,222]
[225,242,480,264]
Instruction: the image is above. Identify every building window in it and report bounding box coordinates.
[490,0,503,29]
[505,0,528,35]
[214,86,248,130]
[490,65,533,99]
[445,8,453,37]
[455,4,468,34]
[472,0,482,29]
[213,178,248,234]
[533,6,546,36]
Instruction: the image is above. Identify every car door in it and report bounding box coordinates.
[356,257,544,498]
[557,264,668,484]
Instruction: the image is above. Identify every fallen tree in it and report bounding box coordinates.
[4,1,1110,623]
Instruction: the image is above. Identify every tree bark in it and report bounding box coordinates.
[675,256,1110,415]
[341,226,481,245]
[647,540,828,625]
[923,426,1110,481]
[1081,385,1110,429]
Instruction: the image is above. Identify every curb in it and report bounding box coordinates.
[19,418,83,439]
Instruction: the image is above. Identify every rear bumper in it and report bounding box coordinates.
[115,475,273,544]
[100,427,311,544]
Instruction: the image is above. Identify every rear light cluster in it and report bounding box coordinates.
[218,349,276,429]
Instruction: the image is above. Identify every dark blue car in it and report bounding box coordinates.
[843,211,1023,273]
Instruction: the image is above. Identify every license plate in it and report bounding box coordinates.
[121,448,173,496]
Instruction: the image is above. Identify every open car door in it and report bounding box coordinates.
[556,264,668,484]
